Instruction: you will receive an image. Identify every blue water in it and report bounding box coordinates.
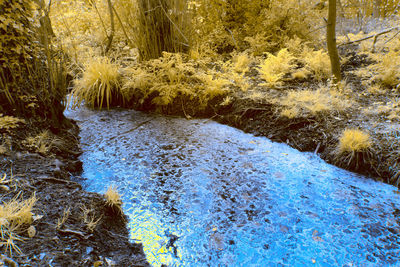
[65,106,400,266]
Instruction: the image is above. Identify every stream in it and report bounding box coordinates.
[65,106,400,266]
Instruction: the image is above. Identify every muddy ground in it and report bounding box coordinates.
[0,119,149,266]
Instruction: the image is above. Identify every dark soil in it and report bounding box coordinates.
[0,118,149,266]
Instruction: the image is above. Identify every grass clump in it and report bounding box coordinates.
[302,49,332,81]
[23,130,61,155]
[71,57,121,109]
[0,193,37,256]
[104,185,122,214]
[338,129,372,153]
[335,129,374,171]
[370,50,400,88]
[280,86,350,118]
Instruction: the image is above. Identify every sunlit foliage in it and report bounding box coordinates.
[0,192,37,256]
[280,85,350,118]
[338,129,372,153]
[71,57,121,109]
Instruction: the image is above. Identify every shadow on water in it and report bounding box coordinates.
[65,106,400,266]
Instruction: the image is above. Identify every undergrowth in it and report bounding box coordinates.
[71,57,121,109]
[280,85,350,118]
[0,192,37,256]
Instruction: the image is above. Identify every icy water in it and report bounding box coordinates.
[65,106,400,266]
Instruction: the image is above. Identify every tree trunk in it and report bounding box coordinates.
[327,0,341,82]
[104,0,115,54]
[373,0,382,18]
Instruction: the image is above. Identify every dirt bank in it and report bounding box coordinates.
[0,118,149,266]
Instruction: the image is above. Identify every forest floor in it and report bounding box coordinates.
[0,119,149,266]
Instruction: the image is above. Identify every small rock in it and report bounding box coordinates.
[0,185,10,191]
[53,159,64,168]
[27,225,36,238]
[105,257,116,266]
[86,247,93,255]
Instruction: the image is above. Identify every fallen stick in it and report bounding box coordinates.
[338,27,400,47]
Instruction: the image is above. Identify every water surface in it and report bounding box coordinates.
[65,106,400,266]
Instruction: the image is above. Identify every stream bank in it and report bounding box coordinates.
[0,118,149,266]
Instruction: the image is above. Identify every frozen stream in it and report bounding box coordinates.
[65,106,400,266]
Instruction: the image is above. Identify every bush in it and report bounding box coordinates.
[71,57,121,109]
[338,129,372,153]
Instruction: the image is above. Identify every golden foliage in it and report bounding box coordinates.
[338,129,372,153]
[71,57,121,109]
[302,49,332,81]
[104,185,122,208]
[23,130,60,155]
[122,52,231,110]
[341,0,400,18]
[231,52,252,74]
[371,50,400,87]
[0,115,25,131]
[0,193,36,256]
[192,0,323,55]
[280,86,350,118]
[259,49,295,87]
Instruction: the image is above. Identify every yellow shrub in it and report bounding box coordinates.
[302,49,331,80]
[372,50,400,87]
[196,73,230,103]
[281,108,299,119]
[259,48,295,87]
[71,57,121,109]
[232,52,252,73]
[338,129,372,153]
[122,52,231,111]
[0,115,25,131]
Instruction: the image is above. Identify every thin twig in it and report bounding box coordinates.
[338,27,400,47]
[111,5,134,47]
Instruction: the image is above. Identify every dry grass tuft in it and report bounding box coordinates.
[0,193,37,256]
[280,86,350,118]
[71,57,121,109]
[23,130,61,155]
[81,206,102,233]
[338,129,372,153]
[334,129,374,171]
[56,207,70,229]
[104,185,122,212]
